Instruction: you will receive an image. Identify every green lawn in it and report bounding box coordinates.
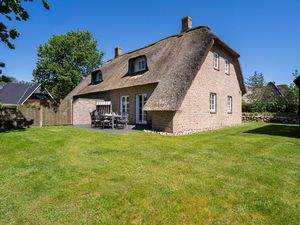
[0,123,299,224]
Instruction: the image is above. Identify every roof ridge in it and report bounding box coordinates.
[98,25,211,69]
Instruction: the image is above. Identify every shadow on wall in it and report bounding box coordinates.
[0,107,33,131]
[245,124,300,139]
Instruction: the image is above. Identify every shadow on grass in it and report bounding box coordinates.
[245,124,300,138]
[0,128,27,133]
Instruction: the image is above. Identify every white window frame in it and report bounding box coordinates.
[134,58,146,73]
[138,60,145,71]
[213,52,219,70]
[210,93,217,113]
[120,95,129,117]
[227,96,232,113]
[136,94,147,124]
[225,59,230,75]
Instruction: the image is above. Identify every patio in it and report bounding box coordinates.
[72,124,147,134]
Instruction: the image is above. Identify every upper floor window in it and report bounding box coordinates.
[91,70,102,85]
[210,93,217,113]
[213,52,219,70]
[129,55,148,74]
[225,59,230,75]
[227,96,232,113]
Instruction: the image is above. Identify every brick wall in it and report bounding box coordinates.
[73,83,157,125]
[173,44,242,133]
[73,98,100,125]
[152,111,175,132]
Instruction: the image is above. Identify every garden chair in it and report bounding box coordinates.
[99,114,111,129]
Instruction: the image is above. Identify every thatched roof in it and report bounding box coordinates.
[74,26,245,111]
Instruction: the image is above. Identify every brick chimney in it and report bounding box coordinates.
[115,47,122,58]
[181,16,192,33]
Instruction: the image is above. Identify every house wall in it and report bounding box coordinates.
[24,98,41,105]
[72,83,157,126]
[73,98,101,125]
[152,111,175,133]
[173,44,243,133]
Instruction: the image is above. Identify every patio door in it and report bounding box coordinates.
[136,94,147,124]
[120,96,129,117]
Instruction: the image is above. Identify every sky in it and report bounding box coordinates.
[0,0,299,85]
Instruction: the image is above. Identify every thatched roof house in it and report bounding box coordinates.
[70,17,246,133]
[243,82,289,103]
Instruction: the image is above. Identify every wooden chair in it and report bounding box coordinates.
[115,114,128,129]
[99,114,111,129]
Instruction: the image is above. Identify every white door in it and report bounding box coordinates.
[136,94,147,124]
[120,96,129,116]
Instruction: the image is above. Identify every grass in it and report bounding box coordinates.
[0,122,299,224]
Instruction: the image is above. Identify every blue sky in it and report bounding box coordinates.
[0,0,299,85]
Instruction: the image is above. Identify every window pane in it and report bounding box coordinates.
[227,96,232,112]
[210,93,216,112]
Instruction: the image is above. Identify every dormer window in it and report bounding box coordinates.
[129,55,148,75]
[91,70,102,85]
[138,59,146,71]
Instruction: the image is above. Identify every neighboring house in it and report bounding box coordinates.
[243,82,288,103]
[0,83,54,105]
[70,16,246,133]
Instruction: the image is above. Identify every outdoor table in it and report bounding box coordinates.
[103,113,123,129]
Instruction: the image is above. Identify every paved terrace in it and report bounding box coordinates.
[72,124,148,134]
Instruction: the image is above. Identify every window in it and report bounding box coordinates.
[227,96,232,113]
[129,56,148,74]
[210,93,217,113]
[120,96,129,116]
[138,60,145,71]
[136,94,147,124]
[213,53,219,70]
[225,59,230,75]
[91,71,102,85]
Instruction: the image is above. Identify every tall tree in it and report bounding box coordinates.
[0,0,49,49]
[33,30,104,100]
[244,71,266,104]
[246,71,266,89]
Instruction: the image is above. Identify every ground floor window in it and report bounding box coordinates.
[120,96,129,116]
[227,96,232,113]
[210,93,217,113]
[136,94,147,124]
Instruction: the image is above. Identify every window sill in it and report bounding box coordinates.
[210,111,217,114]
[128,69,148,76]
[213,67,219,71]
[90,81,102,85]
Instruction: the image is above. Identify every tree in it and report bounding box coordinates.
[246,71,265,89]
[282,70,300,114]
[33,30,104,100]
[244,71,266,104]
[0,62,4,74]
[0,0,50,49]
[0,74,17,88]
